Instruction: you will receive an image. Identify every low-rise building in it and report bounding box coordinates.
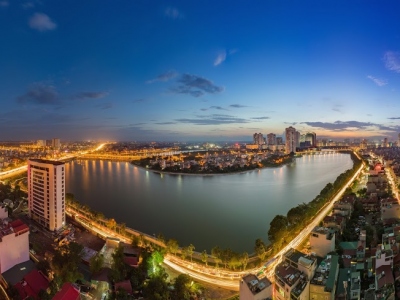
[309,254,339,300]
[274,248,317,300]
[0,218,30,273]
[310,227,335,258]
[239,273,272,300]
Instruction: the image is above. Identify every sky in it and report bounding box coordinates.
[1,1,400,142]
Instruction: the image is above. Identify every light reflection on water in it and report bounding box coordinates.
[65,154,353,252]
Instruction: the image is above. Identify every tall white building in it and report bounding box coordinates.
[28,159,66,231]
[0,209,30,273]
[285,126,297,154]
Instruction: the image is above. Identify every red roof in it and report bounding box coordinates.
[52,283,80,300]
[10,219,29,235]
[14,270,49,300]
[115,280,132,295]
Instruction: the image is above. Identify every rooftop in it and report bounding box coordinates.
[29,158,65,166]
[310,254,339,292]
[242,273,272,295]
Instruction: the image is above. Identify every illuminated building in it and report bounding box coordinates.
[28,159,66,231]
[274,248,317,300]
[267,133,276,145]
[285,126,297,154]
[240,273,272,300]
[309,254,339,300]
[309,227,335,258]
[0,211,30,273]
[253,133,265,145]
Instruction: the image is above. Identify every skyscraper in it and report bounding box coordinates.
[285,126,297,154]
[267,133,276,145]
[253,133,265,145]
[28,159,66,231]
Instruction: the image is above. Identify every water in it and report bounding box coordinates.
[65,153,353,253]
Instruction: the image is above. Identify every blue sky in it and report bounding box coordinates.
[1,0,400,142]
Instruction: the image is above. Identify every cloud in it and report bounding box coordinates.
[155,121,176,125]
[210,106,226,110]
[171,74,224,97]
[165,7,183,19]
[302,120,396,132]
[230,104,247,108]
[175,114,249,125]
[96,103,113,110]
[251,116,270,120]
[147,70,178,83]
[367,75,387,86]
[0,1,9,7]
[28,13,57,31]
[214,51,227,66]
[388,117,400,120]
[17,83,59,105]
[383,51,400,73]
[74,91,109,100]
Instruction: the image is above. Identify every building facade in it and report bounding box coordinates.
[0,219,29,273]
[28,159,66,231]
[285,126,297,154]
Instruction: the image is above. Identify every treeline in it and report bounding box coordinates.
[267,151,362,253]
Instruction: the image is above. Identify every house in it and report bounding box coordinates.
[240,273,272,300]
[52,282,80,300]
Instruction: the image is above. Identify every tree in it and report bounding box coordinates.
[241,252,249,270]
[211,246,222,269]
[144,269,170,300]
[201,250,208,266]
[51,242,84,287]
[166,239,179,255]
[268,215,288,247]
[150,251,164,275]
[173,274,191,300]
[110,244,126,282]
[254,239,267,261]
[89,253,104,274]
[187,244,195,262]
[107,218,117,231]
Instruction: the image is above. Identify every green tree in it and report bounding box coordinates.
[201,250,208,266]
[268,215,288,249]
[254,239,267,261]
[241,252,249,270]
[166,239,179,255]
[51,242,84,287]
[144,269,171,300]
[110,244,127,282]
[211,246,222,269]
[173,274,191,300]
[187,244,195,262]
[89,253,104,274]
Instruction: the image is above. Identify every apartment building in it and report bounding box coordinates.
[28,159,66,231]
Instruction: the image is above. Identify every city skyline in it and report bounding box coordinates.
[1,1,400,142]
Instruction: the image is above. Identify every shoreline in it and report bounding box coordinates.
[130,160,293,177]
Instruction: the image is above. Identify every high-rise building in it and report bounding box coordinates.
[285,126,297,154]
[253,133,264,145]
[28,159,66,231]
[267,133,276,145]
[52,138,61,149]
[305,132,317,147]
[36,140,46,147]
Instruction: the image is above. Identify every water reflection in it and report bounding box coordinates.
[65,154,353,252]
